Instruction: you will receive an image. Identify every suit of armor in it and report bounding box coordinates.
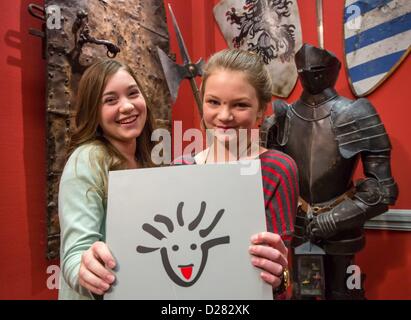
[265,44,398,299]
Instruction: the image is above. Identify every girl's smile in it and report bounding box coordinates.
[202,69,263,144]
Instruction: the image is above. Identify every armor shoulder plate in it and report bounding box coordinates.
[331,98,391,159]
[268,99,292,147]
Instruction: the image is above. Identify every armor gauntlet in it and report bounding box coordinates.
[307,179,387,240]
[307,152,398,241]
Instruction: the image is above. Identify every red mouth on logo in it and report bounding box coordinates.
[178,264,194,280]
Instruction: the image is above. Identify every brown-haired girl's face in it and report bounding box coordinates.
[202,69,262,143]
[99,69,147,147]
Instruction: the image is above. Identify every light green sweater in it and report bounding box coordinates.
[58,143,109,300]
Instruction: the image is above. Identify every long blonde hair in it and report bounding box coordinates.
[68,59,156,170]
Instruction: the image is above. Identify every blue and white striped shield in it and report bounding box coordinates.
[344,0,411,97]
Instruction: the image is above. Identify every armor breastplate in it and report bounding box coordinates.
[284,95,359,204]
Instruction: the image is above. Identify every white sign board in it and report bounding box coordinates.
[105,161,272,300]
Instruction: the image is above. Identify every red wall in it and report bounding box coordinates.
[0,0,409,299]
[0,0,57,299]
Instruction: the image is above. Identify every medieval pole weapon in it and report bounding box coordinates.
[157,4,204,115]
[316,0,324,48]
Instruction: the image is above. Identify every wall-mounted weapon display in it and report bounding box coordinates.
[157,4,205,115]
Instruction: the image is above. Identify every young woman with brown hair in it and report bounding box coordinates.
[58,59,156,299]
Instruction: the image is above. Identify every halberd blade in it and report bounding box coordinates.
[157,47,187,103]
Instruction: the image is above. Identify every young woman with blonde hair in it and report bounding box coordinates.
[176,49,299,297]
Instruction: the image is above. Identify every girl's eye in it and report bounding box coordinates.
[207,99,219,106]
[129,91,140,97]
[104,97,117,104]
[235,103,249,108]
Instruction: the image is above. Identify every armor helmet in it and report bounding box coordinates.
[295,44,341,94]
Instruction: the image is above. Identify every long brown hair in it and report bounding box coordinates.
[68,59,156,170]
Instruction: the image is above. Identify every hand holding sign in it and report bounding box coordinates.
[249,232,288,289]
[78,241,116,295]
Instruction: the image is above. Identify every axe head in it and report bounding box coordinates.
[157,47,205,104]
[194,58,205,77]
[157,47,188,103]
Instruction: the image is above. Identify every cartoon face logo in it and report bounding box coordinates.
[136,201,230,287]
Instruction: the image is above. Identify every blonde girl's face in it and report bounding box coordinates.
[202,69,263,144]
[99,69,147,146]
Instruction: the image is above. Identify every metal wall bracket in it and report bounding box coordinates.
[365,209,411,231]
